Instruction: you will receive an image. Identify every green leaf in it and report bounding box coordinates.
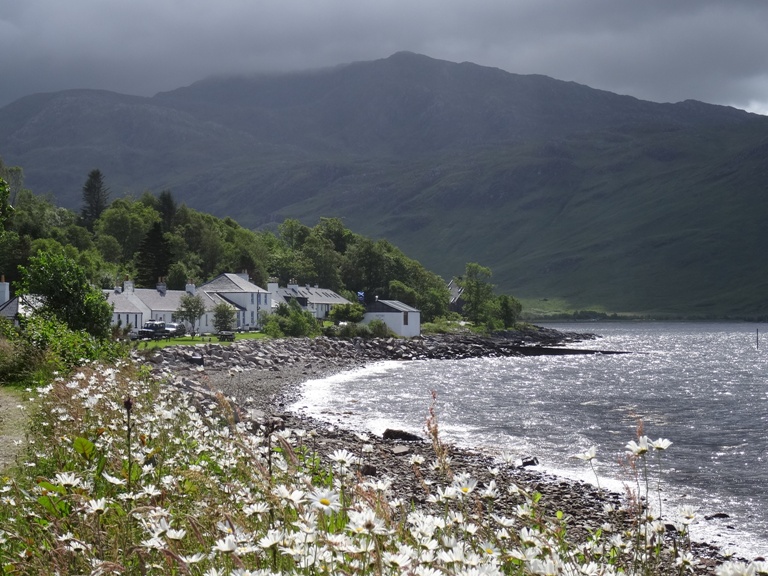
[37,495,58,516]
[73,436,96,460]
[95,454,107,477]
[37,481,66,496]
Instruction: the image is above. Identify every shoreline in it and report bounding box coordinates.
[152,330,730,573]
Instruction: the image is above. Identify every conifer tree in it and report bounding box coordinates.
[135,222,171,287]
[80,169,110,231]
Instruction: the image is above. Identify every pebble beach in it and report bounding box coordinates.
[144,331,731,574]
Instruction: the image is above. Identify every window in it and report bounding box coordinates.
[403,312,409,325]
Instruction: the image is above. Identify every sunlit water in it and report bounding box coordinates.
[290,322,768,558]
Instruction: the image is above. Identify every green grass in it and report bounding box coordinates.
[132,331,269,350]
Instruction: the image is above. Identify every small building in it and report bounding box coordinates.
[362,299,421,337]
[267,279,350,319]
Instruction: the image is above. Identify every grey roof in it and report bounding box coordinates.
[103,290,144,314]
[371,300,420,313]
[105,274,267,319]
[447,279,464,304]
[106,288,218,316]
[0,295,44,321]
[274,285,350,306]
[201,273,268,294]
[0,296,20,320]
[210,292,246,311]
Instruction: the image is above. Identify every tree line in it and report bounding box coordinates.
[1,164,459,317]
[1,162,521,330]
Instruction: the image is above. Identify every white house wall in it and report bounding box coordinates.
[363,311,421,338]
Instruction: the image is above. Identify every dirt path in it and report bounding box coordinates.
[0,387,27,472]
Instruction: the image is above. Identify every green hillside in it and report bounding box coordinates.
[2,52,768,316]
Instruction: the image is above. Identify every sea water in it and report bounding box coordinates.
[290,322,768,558]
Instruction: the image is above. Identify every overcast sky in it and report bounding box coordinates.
[2,1,767,114]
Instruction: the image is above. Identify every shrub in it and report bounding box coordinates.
[421,316,466,334]
[338,322,360,338]
[0,331,34,385]
[367,319,391,338]
[20,314,125,375]
[322,324,340,337]
[328,302,365,324]
[354,323,372,339]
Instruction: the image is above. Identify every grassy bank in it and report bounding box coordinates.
[0,361,758,575]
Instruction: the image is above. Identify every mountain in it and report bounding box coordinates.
[2,51,768,317]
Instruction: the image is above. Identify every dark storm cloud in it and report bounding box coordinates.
[1,0,767,113]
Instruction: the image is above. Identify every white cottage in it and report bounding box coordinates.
[105,273,271,334]
[362,300,421,337]
[197,273,270,331]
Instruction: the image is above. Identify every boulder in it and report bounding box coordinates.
[382,429,422,442]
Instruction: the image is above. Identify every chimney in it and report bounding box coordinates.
[237,270,249,281]
[185,279,196,295]
[267,280,278,294]
[123,277,134,293]
[288,278,298,291]
[156,278,167,296]
[0,275,9,306]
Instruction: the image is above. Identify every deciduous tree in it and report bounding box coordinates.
[94,198,160,263]
[0,178,13,235]
[212,302,235,333]
[498,294,523,328]
[17,250,113,339]
[456,262,495,324]
[175,293,206,335]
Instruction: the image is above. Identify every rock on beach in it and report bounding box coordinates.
[138,329,726,573]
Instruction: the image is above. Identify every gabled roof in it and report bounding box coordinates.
[105,288,218,316]
[201,273,268,294]
[447,279,464,304]
[272,285,350,307]
[0,295,44,321]
[104,273,267,320]
[275,292,309,307]
[367,300,420,313]
[0,296,20,321]
[211,292,246,311]
[103,290,145,315]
